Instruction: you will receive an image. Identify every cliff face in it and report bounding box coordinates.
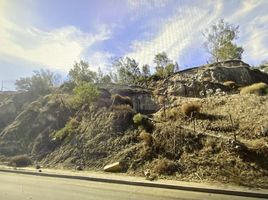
[108,86,159,114]
[154,60,268,98]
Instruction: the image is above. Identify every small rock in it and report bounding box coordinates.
[38,169,42,172]
[215,88,222,93]
[104,162,122,172]
[35,165,41,169]
[76,165,83,171]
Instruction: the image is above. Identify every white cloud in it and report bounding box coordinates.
[0,0,112,72]
[125,0,268,67]
[0,18,111,71]
[127,0,170,10]
[242,15,268,64]
[125,1,224,66]
[84,51,114,72]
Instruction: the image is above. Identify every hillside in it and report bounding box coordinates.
[1,60,268,188]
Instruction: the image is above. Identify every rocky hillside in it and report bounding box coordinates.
[1,60,268,188]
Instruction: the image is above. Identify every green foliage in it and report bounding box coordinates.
[203,19,244,62]
[68,60,97,84]
[154,52,176,78]
[133,113,154,132]
[54,118,79,141]
[114,57,141,85]
[142,64,151,77]
[15,69,60,96]
[8,155,32,167]
[96,67,112,84]
[240,82,268,95]
[133,113,144,124]
[71,82,100,108]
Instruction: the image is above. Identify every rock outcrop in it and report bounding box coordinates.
[157,60,268,98]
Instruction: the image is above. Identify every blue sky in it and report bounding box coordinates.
[0,0,268,90]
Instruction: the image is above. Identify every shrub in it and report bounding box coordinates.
[8,155,32,167]
[223,81,236,88]
[133,113,144,124]
[71,82,100,108]
[240,82,268,95]
[152,158,178,175]
[112,94,133,108]
[181,101,201,117]
[54,118,79,141]
[133,113,154,132]
[138,131,153,146]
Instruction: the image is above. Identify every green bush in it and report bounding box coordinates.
[240,82,268,95]
[133,113,144,124]
[71,82,100,108]
[133,113,154,132]
[54,118,79,141]
[8,155,32,167]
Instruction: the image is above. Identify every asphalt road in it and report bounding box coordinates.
[0,172,263,200]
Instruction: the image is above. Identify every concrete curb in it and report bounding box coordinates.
[0,168,267,199]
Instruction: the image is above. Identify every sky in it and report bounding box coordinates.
[0,0,268,90]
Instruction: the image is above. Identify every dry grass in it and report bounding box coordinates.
[240,82,268,95]
[138,131,153,146]
[181,101,201,117]
[111,104,133,112]
[223,81,236,88]
[112,94,133,107]
[166,107,180,120]
[152,158,178,175]
[203,77,212,82]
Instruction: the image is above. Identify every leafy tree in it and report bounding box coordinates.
[202,19,244,62]
[114,57,141,84]
[154,52,175,77]
[142,64,151,77]
[96,67,112,84]
[15,69,59,95]
[71,82,100,108]
[174,62,180,72]
[68,60,97,84]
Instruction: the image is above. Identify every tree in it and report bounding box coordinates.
[142,64,151,77]
[202,19,244,62]
[68,60,97,84]
[71,81,100,108]
[114,57,141,85]
[15,69,59,95]
[153,52,175,77]
[174,62,180,72]
[96,67,112,84]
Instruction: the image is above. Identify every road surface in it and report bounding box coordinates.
[0,172,263,200]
